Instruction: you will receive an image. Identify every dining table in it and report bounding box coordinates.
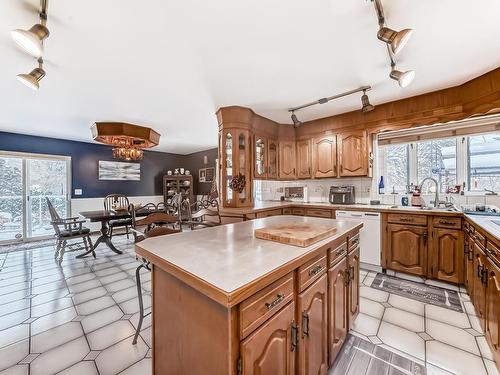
[78,208,158,256]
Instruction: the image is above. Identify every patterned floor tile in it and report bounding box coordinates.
[30,337,90,375]
[31,322,84,354]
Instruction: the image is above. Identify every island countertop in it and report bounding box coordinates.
[135,215,362,307]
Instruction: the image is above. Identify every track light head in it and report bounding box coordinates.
[390,68,415,88]
[377,27,413,55]
[17,59,45,91]
[11,24,49,58]
[361,90,375,113]
[291,112,302,128]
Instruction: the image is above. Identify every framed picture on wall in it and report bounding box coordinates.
[199,167,214,183]
[98,161,141,181]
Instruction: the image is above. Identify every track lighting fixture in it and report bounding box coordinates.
[376,27,413,56]
[291,112,302,127]
[17,58,46,91]
[389,65,415,88]
[12,0,50,90]
[288,86,373,124]
[361,90,375,113]
[372,0,415,88]
[11,23,49,58]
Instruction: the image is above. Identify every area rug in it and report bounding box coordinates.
[371,273,463,312]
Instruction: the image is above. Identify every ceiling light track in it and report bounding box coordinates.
[12,0,50,90]
[372,0,415,88]
[288,85,374,126]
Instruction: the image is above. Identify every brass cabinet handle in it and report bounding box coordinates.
[302,312,310,337]
[350,265,355,281]
[309,264,324,276]
[439,220,455,225]
[422,232,428,246]
[291,321,298,352]
[335,246,347,256]
[265,293,285,310]
[350,238,359,247]
[400,217,414,222]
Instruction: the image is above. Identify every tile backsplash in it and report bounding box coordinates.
[255,178,500,209]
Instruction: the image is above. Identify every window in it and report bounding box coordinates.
[468,133,500,191]
[379,144,409,193]
[417,139,457,193]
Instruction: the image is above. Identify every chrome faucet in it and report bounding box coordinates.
[418,177,440,208]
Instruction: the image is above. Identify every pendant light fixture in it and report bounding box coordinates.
[17,58,46,90]
[12,0,50,90]
[91,122,161,161]
[361,89,375,113]
[372,0,415,88]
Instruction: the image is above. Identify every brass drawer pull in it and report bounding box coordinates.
[439,220,455,225]
[265,293,285,310]
[350,238,359,247]
[400,217,414,222]
[309,264,324,276]
[335,247,347,256]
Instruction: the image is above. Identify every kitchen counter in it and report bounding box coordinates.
[136,215,362,307]
[465,214,500,242]
[220,200,463,217]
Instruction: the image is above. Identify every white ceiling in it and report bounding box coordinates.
[1,0,499,154]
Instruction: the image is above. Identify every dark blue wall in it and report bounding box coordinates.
[0,131,215,198]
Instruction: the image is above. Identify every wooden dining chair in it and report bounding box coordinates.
[129,205,181,345]
[103,194,131,239]
[187,199,222,230]
[46,198,94,264]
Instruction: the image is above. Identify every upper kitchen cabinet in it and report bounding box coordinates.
[312,136,337,178]
[254,135,278,179]
[279,141,297,179]
[296,139,312,179]
[337,130,371,177]
[220,128,253,208]
[254,135,267,179]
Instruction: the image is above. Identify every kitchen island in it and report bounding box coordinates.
[136,215,362,375]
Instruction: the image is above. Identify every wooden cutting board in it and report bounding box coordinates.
[255,222,337,247]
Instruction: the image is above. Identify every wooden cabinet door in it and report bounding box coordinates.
[254,136,267,179]
[268,139,278,179]
[347,247,360,327]
[312,136,337,178]
[464,232,475,298]
[279,141,296,179]
[430,228,464,284]
[486,258,500,364]
[241,302,295,375]
[296,139,312,179]
[386,224,428,276]
[328,258,347,366]
[337,131,367,177]
[473,242,487,331]
[298,274,328,375]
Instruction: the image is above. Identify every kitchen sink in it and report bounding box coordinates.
[389,205,459,212]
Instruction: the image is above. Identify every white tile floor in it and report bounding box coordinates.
[354,269,500,375]
[0,239,498,375]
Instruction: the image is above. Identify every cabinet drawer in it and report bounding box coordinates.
[298,253,327,293]
[387,213,427,226]
[328,242,348,267]
[282,208,292,215]
[432,216,461,229]
[305,208,332,218]
[256,209,282,218]
[348,234,360,250]
[239,272,294,339]
[292,208,305,215]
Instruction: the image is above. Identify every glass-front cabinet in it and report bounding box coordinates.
[220,129,253,208]
[254,135,278,180]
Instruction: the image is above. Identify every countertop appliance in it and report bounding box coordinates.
[336,210,381,268]
[329,186,355,205]
[284,186,308,202]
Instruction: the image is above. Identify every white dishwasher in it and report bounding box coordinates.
[335,210,381,269]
